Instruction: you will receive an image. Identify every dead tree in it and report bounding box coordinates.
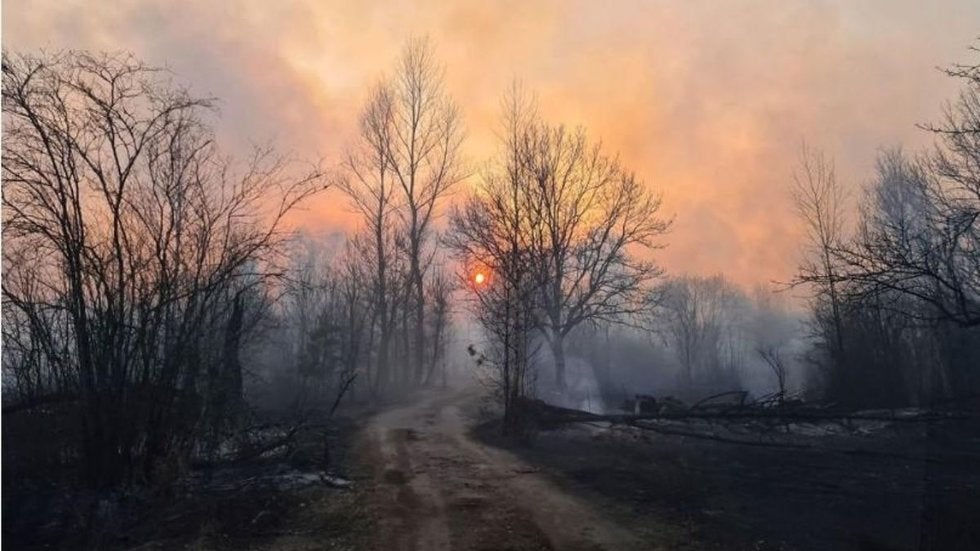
[445,89,542,432]
[1,51,325,487]
[424,268,453,387]
[448,188,541,431]
[341,83,403,396]
[790,50,980,403]
[507,91,670,390]
[826,54,980,328]
[388,39,464,387]
[656,275,744,392]
[757,346,788,402]
[790,145,850,363]
[345,38,464,389]
[793,49,979,330]
[343,38,463,392]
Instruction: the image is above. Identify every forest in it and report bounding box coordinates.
[2,26,979,551]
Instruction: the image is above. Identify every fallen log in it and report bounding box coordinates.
[518,397,977,427]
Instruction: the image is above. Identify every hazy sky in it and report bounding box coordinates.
[5,1,979,288]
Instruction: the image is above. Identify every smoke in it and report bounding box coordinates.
[5,1,977,289]
[537,276,814,411]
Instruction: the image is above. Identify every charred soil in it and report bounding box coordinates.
[474,406,980,550]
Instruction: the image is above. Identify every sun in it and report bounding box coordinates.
[473,272,486,285]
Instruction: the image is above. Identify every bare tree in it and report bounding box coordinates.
[656,275,743,393]
[424,267,453,387]
[449,85,669,431]
[447,216,540,433]
[342,38,463,390]
[747,285,800,400]
[341,83,402,395]
[390,38,464,386]
[790,145,849,361]
[519,117,670,389]
[825,52,980,328]
[335,243,370,403]
[787,50,980,405]
[274,233,369,416]
[1,51,325,487]
[756,347,788,402]
[446,88,542,431]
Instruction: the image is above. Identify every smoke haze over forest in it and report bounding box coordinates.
[6,0,979,289]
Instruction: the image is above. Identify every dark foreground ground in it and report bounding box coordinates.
[5,387,979,550]
[3,412,374,550]
[474,401,980,551]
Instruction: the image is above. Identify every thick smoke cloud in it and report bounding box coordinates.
[5,0,978,287]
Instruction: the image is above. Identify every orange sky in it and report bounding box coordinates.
[4,0,978,289]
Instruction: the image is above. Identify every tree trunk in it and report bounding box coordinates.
[376,316,391,396]
[223,293,245,419]
[412,255,426,387]
[552,335,567,390]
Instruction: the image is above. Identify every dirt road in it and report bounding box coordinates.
[352,388,645,551]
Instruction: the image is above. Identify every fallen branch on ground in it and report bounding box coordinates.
[518,397,977,427]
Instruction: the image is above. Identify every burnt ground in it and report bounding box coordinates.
[331,386,979,550]
[6,388,978,550]
[2,414,374,550]
[474,406,980,551]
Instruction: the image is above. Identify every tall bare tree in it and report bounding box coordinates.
[446,89,542,429]
[790,145,849,361]
[341,83,401,395]
[450,87,669,393]
[387,38,465,385]
[521,122,669,389]
[448,191,540,432]
[1,51,324,487]
[342,38,464,389]
[827,52,980,328]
